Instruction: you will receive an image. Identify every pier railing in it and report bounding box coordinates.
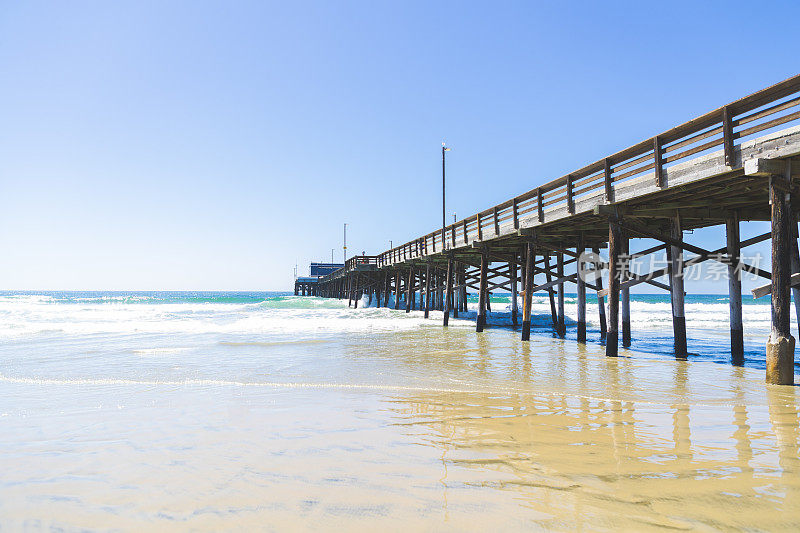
[376,74,800,268]
[319,255,379,283]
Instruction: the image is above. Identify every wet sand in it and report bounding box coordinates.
[2,322,798,530]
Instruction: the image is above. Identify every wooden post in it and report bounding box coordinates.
[348,275,353,307]
[522,242,534,341]
[409,271,415,310]
[353,275,360,309]
[577,234,586,343]
[790,221,800,340]
[436,270,443,311]
[453,261,460,319]
[394,271,401,310]
[376,278,381,307]
[510,258,518,326]
[424,262,431,318]
[476,251,488,332]
[594,247,607,338]
[557,252,565,337]
[668,215,687,358]
[406,267,414,313]
[767,162,795,385]
[607,222,622,357]
[543,253,558,332]
[726,213,744,365]
[621,234,631,347]
[444,257,453,326]
[461,265,468,312]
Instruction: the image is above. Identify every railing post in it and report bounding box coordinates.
[537,188,544,222]
[513,197,519,229]
[493,207,499,235]
[604,158,614,203]
[477,214,483,241]
[654,135,664,187]
[463,219,469,244]
[722,105,735,168]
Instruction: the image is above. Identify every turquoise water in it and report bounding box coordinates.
[0,290,789,370]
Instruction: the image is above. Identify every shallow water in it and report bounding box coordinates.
[0,292,798,530]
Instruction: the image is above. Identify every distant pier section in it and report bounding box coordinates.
[294,262,343,296]
[306,74,800,386]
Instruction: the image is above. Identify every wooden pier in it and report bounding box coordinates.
[314,74,800,385]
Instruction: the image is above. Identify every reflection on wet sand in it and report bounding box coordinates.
[384,332,800,530]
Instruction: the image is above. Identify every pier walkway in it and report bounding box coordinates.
[315,74,800,385]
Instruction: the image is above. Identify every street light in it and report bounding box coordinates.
[331,248,334,263]
[343,223,347,263]
[442,143,451,249]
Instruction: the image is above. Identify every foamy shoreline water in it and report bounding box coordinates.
[1,291,798,530]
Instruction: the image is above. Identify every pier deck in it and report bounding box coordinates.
[316,74,800,385]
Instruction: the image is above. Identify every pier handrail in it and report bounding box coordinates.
[319,255,379,283]
[376,74,800,267]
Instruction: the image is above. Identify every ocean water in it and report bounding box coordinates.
[1,291,798,530]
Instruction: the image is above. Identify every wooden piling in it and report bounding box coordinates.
[621,235,631,347]
[543,253,558,332]
[444,257,453,326]
[453,261,460,318]
[767,162,795,385]
[557,252,565,337]
[394,271,401,310]
[791,221,800,340]
[522,242,534,341]
[593,246,607,340]
[424,262,431,318]
[607,221,622,357]
[726,213,744,365]
[577,235,586,343]
[510,257,518,326]
[406,267,414,313]
[669,216,687,358]
[353,275,360,309]
[477,251,488,332]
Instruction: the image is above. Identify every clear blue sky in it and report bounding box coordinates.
[1,1,797,291]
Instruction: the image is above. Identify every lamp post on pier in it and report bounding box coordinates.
[442,143,451,249]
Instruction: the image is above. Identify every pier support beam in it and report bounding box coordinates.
[543,254,558,333]
[453,261,460,319]
[607,221,622,357]
[790,221,800,340]
[669,215,688,358]
[727,213,744,365]
[406,267,414,313]
[767,161,795,385]
[557,252,565,337]
[522,242,534,341]
[577,234,586,343]
[444,258,453,326]
[477,251,488,332]
[394,271,401,310]
[621,236,631,347]
[594,246,607,340]
[510,256,518,326]
[353,275,360,308]
[424,262,431,319]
